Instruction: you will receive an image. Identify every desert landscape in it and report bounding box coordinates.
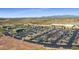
[0,8,79,50]
[0,16,79,50]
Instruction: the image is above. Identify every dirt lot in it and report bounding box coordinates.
[0,35,44,50]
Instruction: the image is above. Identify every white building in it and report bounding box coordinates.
[51,24,74,29]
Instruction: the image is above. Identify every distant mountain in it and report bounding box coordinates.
[0,15,79,20]
[44,15,79,18]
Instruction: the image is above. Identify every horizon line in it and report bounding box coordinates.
[0,15,79,18]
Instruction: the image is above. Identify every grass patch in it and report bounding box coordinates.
[71,46,79,50]
[0,28,5,32]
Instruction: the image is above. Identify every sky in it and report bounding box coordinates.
[0,8,79,18]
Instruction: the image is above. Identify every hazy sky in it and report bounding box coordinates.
[0,8,79,18]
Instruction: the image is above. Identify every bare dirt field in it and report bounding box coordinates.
[0,35,44,50]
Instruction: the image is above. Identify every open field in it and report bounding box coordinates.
[1,17,79,25]
[0,35,44,50]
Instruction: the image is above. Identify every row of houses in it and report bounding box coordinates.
[1,23,79,31]
[25,23,79,29]
[51,24,79,29]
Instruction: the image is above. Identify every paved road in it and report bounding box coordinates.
[66,30,79,48]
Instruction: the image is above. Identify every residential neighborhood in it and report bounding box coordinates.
[0,23,79,49]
